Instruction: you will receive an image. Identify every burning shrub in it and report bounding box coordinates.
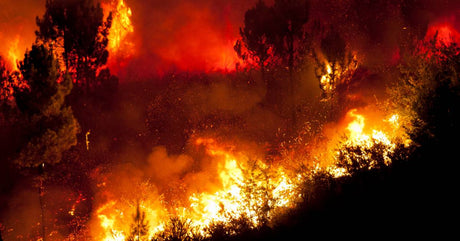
[336,139,392,176]
[154,216,198,241]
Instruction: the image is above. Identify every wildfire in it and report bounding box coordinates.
[92,106,413,240]
[186,138,301,230]
[425,21,460,46]
[103,0,135,74]
[328,109,410,177]
[7,35,21,71]
[320,63,333,92]
[94,137,302,240]
[318,54,358,99]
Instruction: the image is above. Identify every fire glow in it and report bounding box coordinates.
[92,108,409,240]
[5,0,457,240]
[93,137,303,240]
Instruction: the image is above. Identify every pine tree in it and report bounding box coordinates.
[13,44,79,168]
[127,204,150,241]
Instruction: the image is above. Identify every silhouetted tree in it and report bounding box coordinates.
[36,0,115,93]
[336,141,391,176]
[155,216,195,241]
[313,28,357,101]
[236,0,275,81]
[392,36,460,149]
[237,0,310,127]
[271,0,310,72]
[13,44,79,168]
[0,57,24,109]
[127,204,149,241]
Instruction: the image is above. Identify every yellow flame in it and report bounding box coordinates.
[320,63,333,92]
[95,138,302,239]
[7,35,21,71]
[106,0,134,56]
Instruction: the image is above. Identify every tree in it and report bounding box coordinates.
[271,0,310,72]
[36,0,115,93]
[0,57,24,109]
[313,28,358,101]
[237,0,310,127]
[13,44,79,168]
[394,37,460,150]
[235,0,275,81]
[127,204,150,241]
[155,216,194,241]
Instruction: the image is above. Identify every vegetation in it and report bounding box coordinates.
[0,0,458,240]
[36,0,117,94]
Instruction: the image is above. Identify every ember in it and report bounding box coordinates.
[0,0,458,240]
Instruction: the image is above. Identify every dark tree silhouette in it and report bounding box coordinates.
[155,216,195,241]
[13,44,79,168]
[237,0,310,128]
[271,0,310,72]
[392,36,460,150]
[236,0,275,81]
[127,204,149,241]
[36,0,115,93]
[313,28,357,101]
[271,0,310,126]
[0,57,24,108]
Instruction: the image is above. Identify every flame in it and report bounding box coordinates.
[318,55,358,98]
[94,137,302,239]
[93,108,412,239]
[425,21,460,46]
[7,35,21,71]
[186,138,301,230]
[320,63,333,92]
[330,109,410,176]
[103,0,135,75]
[107,0,134,53]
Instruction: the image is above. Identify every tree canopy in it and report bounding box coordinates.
[13,44,79,168]
[36,0,115,93]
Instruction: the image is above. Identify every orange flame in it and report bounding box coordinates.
[93,137,302,240]
[103,0,135,75]
[7,35,21,72]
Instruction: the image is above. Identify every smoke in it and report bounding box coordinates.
[115,0,258,79]
[2,0,460,77]
[309,0,460,68]
[2,0,460,239]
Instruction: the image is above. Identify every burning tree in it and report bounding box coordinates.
[36,0,117,94]
[312,28,357,103]
[127,204,150,241]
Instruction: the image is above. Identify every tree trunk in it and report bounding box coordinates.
[38,175,46,241]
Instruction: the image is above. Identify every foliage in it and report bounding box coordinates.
[36,0,116,93]
[127,205,150,241]
[236,0,310,73]
[0,57,24,109]
[313,28,358,100]
[154,216,197,241]
[336,140,391,176]
[270,0,310,70]
[235,0,275,77]
[392,37,460,148]
[13,44,79,168]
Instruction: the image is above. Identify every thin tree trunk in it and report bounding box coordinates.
[38,176,46,241]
